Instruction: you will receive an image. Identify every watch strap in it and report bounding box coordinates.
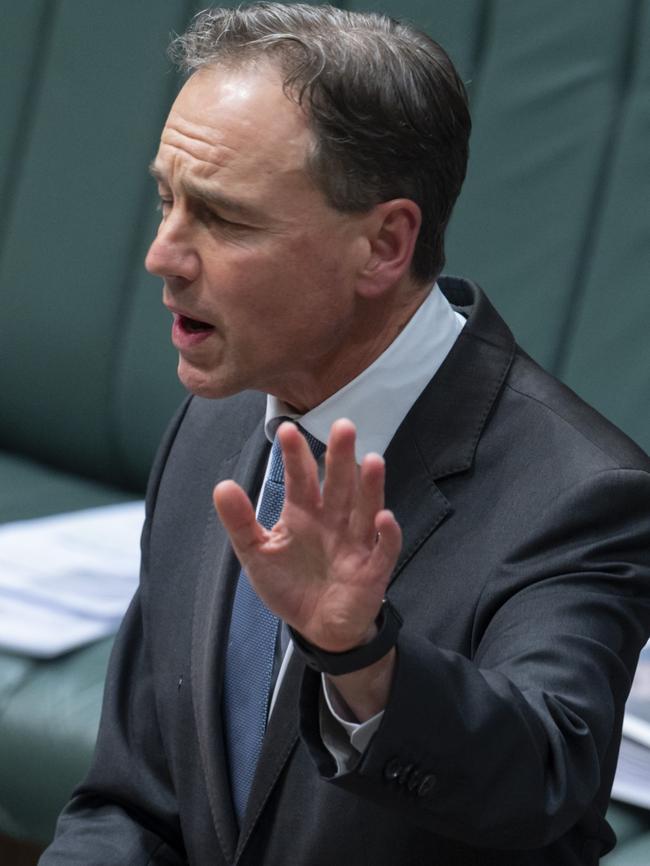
[289,598,403,676]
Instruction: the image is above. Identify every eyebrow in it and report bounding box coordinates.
[148,161,266,224]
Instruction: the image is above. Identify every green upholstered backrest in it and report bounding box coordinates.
[107,202,187,490]
[346,0,485,82]
[559,0,650,453]
[0,2,49,248]
[444,0,640,371]
[0,1,191,489]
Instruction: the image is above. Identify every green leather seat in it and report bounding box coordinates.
[0,451,132,524]
[0,640,113,843]
[602,803,650,865]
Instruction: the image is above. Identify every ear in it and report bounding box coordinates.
[356,199,422,298]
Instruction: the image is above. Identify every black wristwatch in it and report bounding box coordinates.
[289,598,403,676]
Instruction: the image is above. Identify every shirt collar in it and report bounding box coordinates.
[265,283,465,462]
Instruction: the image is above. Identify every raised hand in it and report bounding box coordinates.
[213,418,402,655]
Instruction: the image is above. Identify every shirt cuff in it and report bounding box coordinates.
[318,675,384,773]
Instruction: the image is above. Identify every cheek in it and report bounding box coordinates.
[202,233,355,327]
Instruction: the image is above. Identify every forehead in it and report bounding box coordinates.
[157,63,315,185]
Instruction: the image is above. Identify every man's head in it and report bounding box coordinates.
[146,4,470,408]
[169,2,471,284]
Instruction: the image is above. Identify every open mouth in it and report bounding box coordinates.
[178,314,214,333]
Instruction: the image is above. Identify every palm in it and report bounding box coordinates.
[213,419,402,652]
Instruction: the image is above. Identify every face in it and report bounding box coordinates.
[145,63,373,409]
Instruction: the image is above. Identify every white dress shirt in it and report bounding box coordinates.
[261,284,465,766]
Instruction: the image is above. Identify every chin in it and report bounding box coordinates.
[177,360,244,400]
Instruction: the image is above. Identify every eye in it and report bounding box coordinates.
[200,204,229,225]
[156,197,173,218]
[201,205,244,233]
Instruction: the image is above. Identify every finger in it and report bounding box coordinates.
[349,452,386,544]
[213,480,267,555]
[321,418,359,516]
[368,509,402,580]
[278,421,322,509]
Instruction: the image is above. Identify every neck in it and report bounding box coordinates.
[272,286,430,414]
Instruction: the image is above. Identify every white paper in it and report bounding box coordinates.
[0,501,144,657]
[612,737,650,809]
[612,640,650,807]
[0,593,121,657]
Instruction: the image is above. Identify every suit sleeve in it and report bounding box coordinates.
[39,399,192,866]
[299,467,650,849]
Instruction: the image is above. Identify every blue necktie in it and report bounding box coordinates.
[223,425,325,823]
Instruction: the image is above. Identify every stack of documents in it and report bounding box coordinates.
[0,501,144,657]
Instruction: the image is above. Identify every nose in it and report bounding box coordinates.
[145,212,200,284]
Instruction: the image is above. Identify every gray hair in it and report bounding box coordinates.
[170,3,471,283]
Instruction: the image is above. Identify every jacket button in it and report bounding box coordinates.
[397,763,414,785]
[406,768,422,791]
[384,758,402,781]
[418,774,436,797]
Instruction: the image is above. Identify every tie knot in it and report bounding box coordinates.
[268,423,325,484]
[299,425,326,461]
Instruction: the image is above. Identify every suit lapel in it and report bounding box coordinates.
[384,278,516,582]
[191,421,269,864]
[234,649,304,862]
[384,423,452,582]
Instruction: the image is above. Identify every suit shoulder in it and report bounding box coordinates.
[504,350,650,473]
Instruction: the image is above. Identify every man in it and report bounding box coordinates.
[41,4,650,865]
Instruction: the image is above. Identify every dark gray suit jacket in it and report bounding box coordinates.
[41,278,650,866]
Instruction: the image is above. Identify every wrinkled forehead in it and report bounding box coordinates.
[160,62,316,180]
